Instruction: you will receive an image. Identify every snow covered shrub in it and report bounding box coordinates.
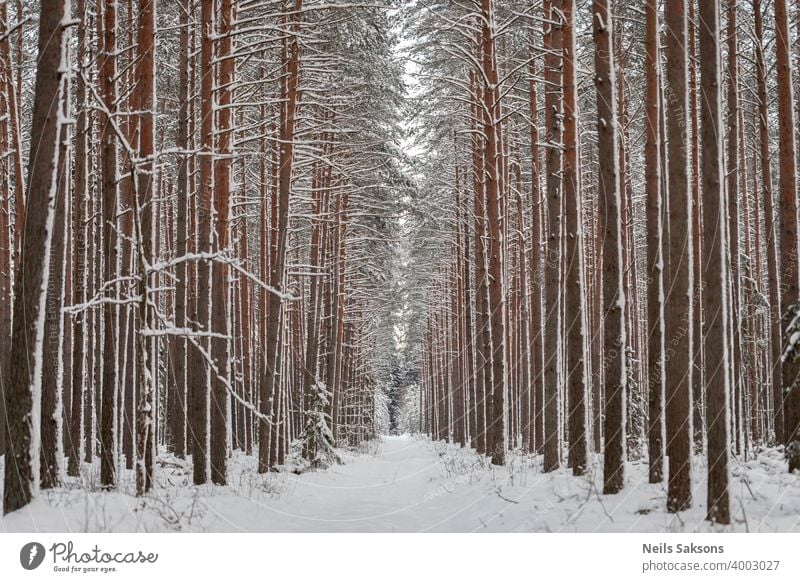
[786,442,800,473]
[781,303,800,363]
[293,381,341,472]
[780,303,800,471]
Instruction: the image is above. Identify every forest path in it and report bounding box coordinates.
[208,435,522,532]
[0,435,540,532]
[2,436,799,532]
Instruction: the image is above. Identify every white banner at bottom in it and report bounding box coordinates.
[0,533,796,581]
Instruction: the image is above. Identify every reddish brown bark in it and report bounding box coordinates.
[260,1,302,472]
[3,0,68,514]
[209,0,235,486]
[754,0,782,447]
[99,0,118,490]
[527,16,544,455]
[480,0,506,467]
[189,0,214,485]
[726,0,743,457]
[543,0,562,473]
[470,63,490,455]
[664,0,693,511]
[775,0,800,470]
[594,0,626,495]
[562,0,586,476]
[134,0,155,497]
[171,0,191,459]
[0,0,12,459]
[698,0,731,524]
[644,0,664,484]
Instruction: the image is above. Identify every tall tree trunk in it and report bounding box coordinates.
[454,165,468,446]
[645,0,664,485]
[3,0,68,514]
[260,0,302,472]
[594,0,626,495]
[470,65,490,455]
[0,0,12,459]
[542,0,562,473]
[118,0,137,474]
[67,0,89,478]
[301,130,327,462]
[562,0,586,476]
[527,22,544,454]
[775,0,800,471]
[171,0,191,460]
[134,0,156,497]
[754,0,781,447]
[726,0,743,458]
[688,0,704,453]
[189,0,214,485]
[2,0,24,265]
[698,0,731,524]
[0,10,7,455]
[99,0,119,490]
[461,162,477,448]
[40,88,69,490]
[209,0,234,486]
[664,0,693,512]
[480,0,506,467]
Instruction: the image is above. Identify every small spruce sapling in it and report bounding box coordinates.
[780,303,800,471]
[295,381,341,472]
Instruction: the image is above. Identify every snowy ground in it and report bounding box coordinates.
[1,435,799,532]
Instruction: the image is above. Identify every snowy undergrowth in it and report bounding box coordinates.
[1,437,799,532]
[423,439,800,532]
[0,449,315,532]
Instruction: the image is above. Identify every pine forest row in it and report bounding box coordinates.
[1,0,799,530]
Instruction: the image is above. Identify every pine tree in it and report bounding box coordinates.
[698,0,731,524]
[260,0,302,472]
[99,0,119,491]
[479,0,506,467]
[190,0,215,485]
[664,0,693,512]
[210,0,235,486]
[644,0,664,485]
[775,0,800,472]
[753,0,781,447]
[171,0,191,460]
[593,0,626,495]
[3,0,69,514]
[67,0,89,478]
[563,0,587,476]
[542,0,562,474]
[134,0,156,497]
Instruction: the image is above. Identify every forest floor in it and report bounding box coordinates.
[1,435,799,532]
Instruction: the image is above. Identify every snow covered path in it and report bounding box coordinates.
[2,435,800,532]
